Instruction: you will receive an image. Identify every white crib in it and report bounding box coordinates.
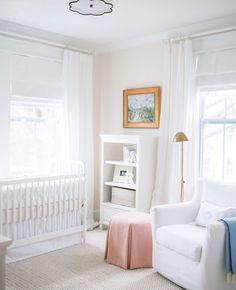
[0,167,86,248]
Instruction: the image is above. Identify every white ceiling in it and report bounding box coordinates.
[0,0,236,52]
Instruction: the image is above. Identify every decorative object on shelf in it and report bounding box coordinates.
[123,145,137,163]
[111,187,135,208]
[113,165,134,184]
[123,87,161,128]
[69,0,113,16]
[127,171,135,185]
[129,151,136,163]
[173,132,188,202]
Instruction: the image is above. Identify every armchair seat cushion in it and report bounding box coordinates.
[156,224,206,262]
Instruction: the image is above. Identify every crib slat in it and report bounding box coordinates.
[82,179,87,243]
[12,184,17,240]
[60,180,63,230]
[67,178,70,228]
[18,185,22,239]
[25,183,29,238]
[53,180,57,232]
[42,181,46,233]
[6,185,10,238]
[64,179,67,229]
[79,177,82,225]
[30,182,34,237]
[36,181,40,236]
[69,177,73,227]
[58,179,61,230]
[47,181,51,233]
[16,185,20,239]
[72,178,76,227]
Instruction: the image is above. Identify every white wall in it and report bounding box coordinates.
[94,43,164,135]
[93,43,164,217]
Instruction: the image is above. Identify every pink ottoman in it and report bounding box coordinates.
[104,212,152,269]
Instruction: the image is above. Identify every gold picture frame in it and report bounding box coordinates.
[123,87,161,128]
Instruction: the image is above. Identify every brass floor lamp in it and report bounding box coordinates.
[173,132,188,202]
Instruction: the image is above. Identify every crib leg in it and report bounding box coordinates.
[0,235,12,290]
[82,182,87,244]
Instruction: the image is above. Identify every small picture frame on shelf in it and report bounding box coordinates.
[123,145,137,163]
[113,165,134,184]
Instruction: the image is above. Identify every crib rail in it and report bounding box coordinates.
[0,172,86,247]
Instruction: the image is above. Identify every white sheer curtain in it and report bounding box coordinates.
[62,50,94,225]
[152,39,197,205]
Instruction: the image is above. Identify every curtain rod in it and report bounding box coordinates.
[0,30,93,56]
[170,26,236,41]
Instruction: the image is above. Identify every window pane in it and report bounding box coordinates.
[10,103,63,175]
[203,91,225,119]
[226,90,236,118]
[202,124,224,179]
[225,124,236,181]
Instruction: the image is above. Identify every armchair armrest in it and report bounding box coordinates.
[150,201,200,228]
[200,221,226,289]
[150,202,199,242]
[202,221,225,262]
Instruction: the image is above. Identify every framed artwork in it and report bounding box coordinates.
[113,165,134,184]
[123,87,161,128]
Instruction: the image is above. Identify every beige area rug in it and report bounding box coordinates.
[6,243,183,290]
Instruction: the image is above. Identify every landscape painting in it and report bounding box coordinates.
[123,87,161,128]
[128,93,154,123]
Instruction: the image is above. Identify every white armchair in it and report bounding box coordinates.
[150,179,236,290]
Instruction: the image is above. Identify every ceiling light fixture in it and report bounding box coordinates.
[69,0,113,16]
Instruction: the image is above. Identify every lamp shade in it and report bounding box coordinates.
[173,132,188,142]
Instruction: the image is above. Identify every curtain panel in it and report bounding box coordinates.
[152,39,197,205]
[62,50,94,225]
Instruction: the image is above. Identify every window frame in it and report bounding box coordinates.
[199,87,236,180]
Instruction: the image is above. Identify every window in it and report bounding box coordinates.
[10,100,63,175]
[200,89,236,180]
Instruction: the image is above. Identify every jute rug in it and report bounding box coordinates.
[6,243,183,290]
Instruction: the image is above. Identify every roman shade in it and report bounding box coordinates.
[11,54,62,100]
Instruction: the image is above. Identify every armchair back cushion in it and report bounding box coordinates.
[196,179,236,208]
[195,201,234,227]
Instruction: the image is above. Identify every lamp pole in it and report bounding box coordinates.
[173,132,188,202]
[180,141,184,202]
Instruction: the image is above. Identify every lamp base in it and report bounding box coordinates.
[180,180,185,202]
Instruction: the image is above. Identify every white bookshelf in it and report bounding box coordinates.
[100,134,157,227]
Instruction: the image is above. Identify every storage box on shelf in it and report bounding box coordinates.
[100,134,157,228]
[111,187,135,208]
